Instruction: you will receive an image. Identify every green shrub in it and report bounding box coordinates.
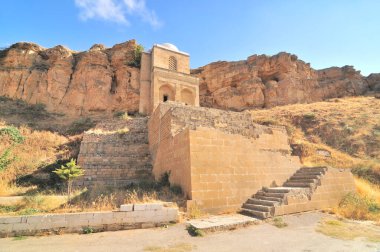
[186,225,204,237]
[0,147,16,171]
[82,226,94,234]
[128,44,144,67]
[303,113,316,120]
[352,163,380,185]
[272,217,288,228]
[0,126,24,143]
[338,192,380,219]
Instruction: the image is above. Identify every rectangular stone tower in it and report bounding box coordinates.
[139,43,199,115]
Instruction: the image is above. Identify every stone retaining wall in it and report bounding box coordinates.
[0,204,178,237]
[76,117,153,187]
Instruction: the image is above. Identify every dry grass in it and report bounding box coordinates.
[251,96,380,170]
[144,243,194,252]
[333,178,380,221]
[316,218,380,242]
[0,123,69,196]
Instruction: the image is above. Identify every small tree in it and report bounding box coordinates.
[53,159,84,203]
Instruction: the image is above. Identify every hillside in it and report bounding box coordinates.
[251,95,380,220]
[251,96,379,169]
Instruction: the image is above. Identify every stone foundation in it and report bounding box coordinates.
[148,103,301,213]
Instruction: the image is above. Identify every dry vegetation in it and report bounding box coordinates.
[252,96,380,220]
[0,97,185,215]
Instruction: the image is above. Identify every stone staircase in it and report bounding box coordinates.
[76,117,153,187]
[241,167,327,219]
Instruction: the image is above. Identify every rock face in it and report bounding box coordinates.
[366,73,380,91]
[192,52,370,110]
[0,40,140,116]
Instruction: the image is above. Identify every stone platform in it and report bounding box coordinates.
[187,214,260,232]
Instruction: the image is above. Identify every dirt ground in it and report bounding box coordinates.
[1,212,379,252]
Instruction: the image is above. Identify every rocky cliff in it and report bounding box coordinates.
[0,40,140,116]
[0,41,377,116]
[192,53,371,110]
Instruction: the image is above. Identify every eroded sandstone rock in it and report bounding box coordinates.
[192,52,370,110]
[0,40,140,116]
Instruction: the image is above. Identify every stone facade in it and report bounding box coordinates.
[76,117,152,187]
[139,43,199,115]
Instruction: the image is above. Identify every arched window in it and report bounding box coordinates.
[181,89,195,105]
[168,56,177,71]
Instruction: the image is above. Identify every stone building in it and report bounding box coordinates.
[138,43,199,115]
[78,42,356,218]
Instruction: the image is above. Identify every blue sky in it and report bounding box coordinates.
[0,0,379,75]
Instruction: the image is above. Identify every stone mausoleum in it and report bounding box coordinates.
[138,43,199,115]
[78,43,355,218]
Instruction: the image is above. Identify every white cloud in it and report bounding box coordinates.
[75,0,162,28]
[123,0,161,28]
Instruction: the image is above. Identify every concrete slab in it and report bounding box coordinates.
[187,214,260,232]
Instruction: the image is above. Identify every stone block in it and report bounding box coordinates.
[0,217,22,224]
[120,204,134,212]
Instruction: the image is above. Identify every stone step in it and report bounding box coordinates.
[242,203,272,212]
[283,181,312,188]
[256,191,286,199]
[295,171,324,176]
[291,174,320,179]
[247,198,280,207]
[288,178,317,183]
[240,208,270,219]
[255,195,283,202]
[263,187,291,193]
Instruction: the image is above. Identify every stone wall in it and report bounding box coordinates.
[77,117,153,187]
[148,103,301,213]
[0,203,178,237]
[274,168,356,215]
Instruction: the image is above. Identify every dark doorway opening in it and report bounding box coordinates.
[163,95,169,102]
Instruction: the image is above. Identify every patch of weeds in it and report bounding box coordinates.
[186,225,204,237]
[352,163,380,186]
[66,118,95,135]
[0,205,18,213]
[325,220,343,226]
[317,219,380,242]
[114,111,130,120]
[187,204,204,219]
[13,235,27,241]
[144,242,194,252]
[272,217,288,228]
[338,192,380,220]
[82,226,94,234]
[0,126,25,143]
[17,208,40,215]
[303,113,316,120]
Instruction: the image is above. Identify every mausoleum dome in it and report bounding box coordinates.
[159,43,179,52]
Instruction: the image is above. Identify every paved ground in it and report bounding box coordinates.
[1,212,379,252]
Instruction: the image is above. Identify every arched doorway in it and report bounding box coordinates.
[159,85,175,103]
